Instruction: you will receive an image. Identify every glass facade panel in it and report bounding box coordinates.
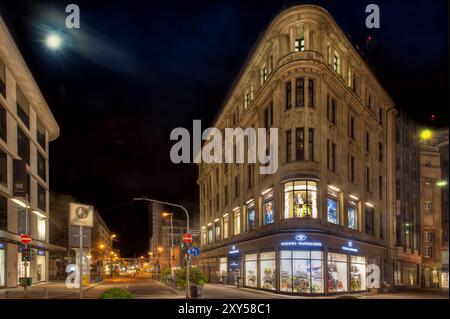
[245,254,258,287]
[350,256,366,291]
[284,181,318,219]
[263,191,274,225]
[246,201,256,230]
[348,201,358,230]
[327,189,339,224]
[327,253,348,292]
[260,252,276,290]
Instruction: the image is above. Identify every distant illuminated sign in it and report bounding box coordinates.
[0,243,4,249]
[281,234,322,247]
[229,245,240,254]
[37,250,46,256]
[342,241,358,252]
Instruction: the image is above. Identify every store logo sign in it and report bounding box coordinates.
[281,234,322,247]
[294,234,307,241]
[229,245,240,254]
[342,241,358,252]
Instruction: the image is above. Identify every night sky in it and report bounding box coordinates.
[0,0,448,256]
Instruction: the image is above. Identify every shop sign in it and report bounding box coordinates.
[228,245,240,254]
[0,242,4,249]
[342,241,358,252]
[37,250,46,256]
[280,234,322,247]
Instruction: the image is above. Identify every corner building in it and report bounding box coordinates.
[197,5,396,295]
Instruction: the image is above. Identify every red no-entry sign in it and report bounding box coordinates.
[20,234,31,244]
[183,233,193,244]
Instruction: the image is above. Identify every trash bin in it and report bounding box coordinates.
[190,284,202,298]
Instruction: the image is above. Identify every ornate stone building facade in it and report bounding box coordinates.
[197,5,396,295]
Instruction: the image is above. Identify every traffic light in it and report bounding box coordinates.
[21,248,32,262]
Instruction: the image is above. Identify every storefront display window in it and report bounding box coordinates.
[219,257,227,283]
[246,201,256,230]
[280,250,323,293]
[0,245,5,287]
[327,252,348,292]
[365,206,374,235]
[284,181,318,219]
[259,252,276,290]
[233,210,241,235]
[215,221,220,240]
[207,225,213,243]
[263,191,274,225]
[245,254,258,287]
[327,189,339,224]
[201,227,207,245]
[350,256,366,291]
[37,217,46,241]
[223,214,229,239]
[348,201,358,230]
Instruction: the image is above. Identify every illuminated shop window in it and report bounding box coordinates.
[280,250,323,294]
[223,214,229,239]
[246,201,256,231]
[327,189,340,224]
[215,221,220,240]
[37,217,46,241]
[327,252,348,292]
[284,181,318,219]
[262,190,274,225]
[201,227,207,245]
[233,209,241,236]
[219,257,227,283]
[350,256,366,291]
[207,224,213,243]
[260,252,276,290]
[245,254,258,287]
[348,200,358,230]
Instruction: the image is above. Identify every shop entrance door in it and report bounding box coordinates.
[228,256,242,286]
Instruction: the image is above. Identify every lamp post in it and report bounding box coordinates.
[162,212,174,275]
[99,244,105,281]
[110,234,117,278]
[157,246,164,279]
[133,197,191,299]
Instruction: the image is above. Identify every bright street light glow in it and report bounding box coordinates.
[46,33,62,49]
[437,180,448,187]
[420,129,433,141]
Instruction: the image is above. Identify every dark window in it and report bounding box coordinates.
[37,151,46,181]
[366,131,370,153]
[0,104,6,142]
[16,86,29,128]
[349,155,355,183]
[17,206,29,235]
[366,167,370,192]
[0,149,6,188]
[285,82,292,111]
[296,78,304,108]
[216,193,219,211]
[308,128,314,161]
[308,79,315,107]
[234,175,239,198]
[0,195,6,231]
[247,164,254,189]
[379,176,383,200]
[379,108,383,125]
[38,184,46,211]
[367,94,372,109]
[295,38,304,51]
[224,185,228,205]
[264,102,273,128]
[365,207,374,235]
[331,143,336,172]
[0,58,5,98]
[17,127,30,165]
[378,142,383,162]
[327,96,336,124]
[286,130,291,162]
[349,116,355,139]
[379,213,383,239]
[295,128,304,161]
[37,119,46,150]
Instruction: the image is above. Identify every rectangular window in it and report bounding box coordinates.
[224,185,228,205]
[37,151,46,181]
[223,214,229,239]
[327,189,340,224]
[378,142,383,162]
[0,58,5,98]
[308,79,314,107]
[349,155,355,183]
[37,217,46,241]
[424,231,433,243]
[246,201,256,231]
[216,193,219,211]
[296,78,304,108]
[424,201,432,212]
[207,225,213,243]
[348,200,358,230]
[247,164,254,189]
[379,176,383,200]
[0,150,6,188]
[350,256,367,291]
[286,129,292,162]
[38,184,46,211]
[264,102,273,128]
[234,175,240,198]
[379,108,383,125]
[327,253,348,292]
[261,67,268,85]
[259,252,276,290]
[201,227,207,245]
[285,82,292,111]
[17,127,30,165]
[0,104,6,142]
[233,210,241,236]
[16,86,30,128]
[215,221,220,240]
[0,195,7,231]
[333,54,340,74]
[367,94,372,109]
[366,131,370,153]
[327,96,336,124]
[36,119,46,150]
[245,254,258,287]
[308,128,314,161]
[366,167,370,192]
[365,207,374,235]
[349,116,355,139]
[263,191,275,225]
[331,142,337,172]
[17,206,29,235]
[284,181,318,219]
[295,128,305,161]
[295,38,305,52]
[424,246,433,258]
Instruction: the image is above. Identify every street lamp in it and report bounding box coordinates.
[133,197,191,299]
[420,128,433,142]
[162,212,174,275]
[45,33,62,49]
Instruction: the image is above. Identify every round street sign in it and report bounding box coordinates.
[20,234,31,244]
[183,233,193,244]
[188,246,200,257]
